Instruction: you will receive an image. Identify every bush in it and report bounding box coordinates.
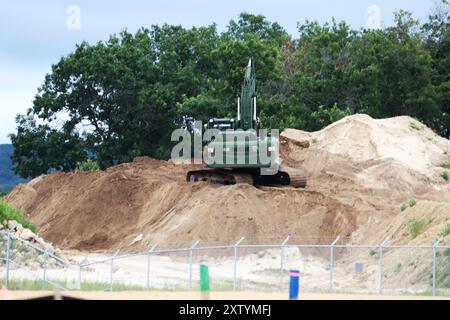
[0,200,37,233]
[400,204,408,212]
[440,163,450,169]
[441,172,449,181]
[408,219,426,239]
[76,159,101,172]
[409,199,417,207]
[310,103,352,130]
[409,122,423,131]
[441,224,450,238]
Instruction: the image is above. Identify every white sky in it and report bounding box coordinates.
[0,0,437,143]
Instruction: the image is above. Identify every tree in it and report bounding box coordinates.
[10,9,450,179]
[11,26,220,177]
[422,0,450,136]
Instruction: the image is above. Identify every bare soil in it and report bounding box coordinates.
[5,114,450,252]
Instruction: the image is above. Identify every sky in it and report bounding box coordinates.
[0,0,438,143]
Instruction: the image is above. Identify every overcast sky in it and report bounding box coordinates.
[0,0,438,143]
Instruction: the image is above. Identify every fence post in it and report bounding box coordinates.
[432,237,442,297]
[233,237,245,291]
[378,237,389,295]
[4,230,11,288]
[146,244,158,291]
[42,249,48,290]
[189,240,200,290]
[329,236,340,292]
[77,257,87,291]
[109,249,120,292]
[279,236,290,291]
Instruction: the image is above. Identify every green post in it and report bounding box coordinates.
[200,259,210,299]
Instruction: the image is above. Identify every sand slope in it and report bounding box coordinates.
[6,114,450,250]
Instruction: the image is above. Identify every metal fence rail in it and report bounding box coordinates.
[1,230,449,296]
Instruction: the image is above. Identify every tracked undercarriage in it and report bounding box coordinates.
[186,164,307,188]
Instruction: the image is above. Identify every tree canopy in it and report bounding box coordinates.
[10,2,450,178]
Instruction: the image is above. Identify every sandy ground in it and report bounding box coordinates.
[6,290,450,300]
[3,114,450,294]
[6,114,450,253]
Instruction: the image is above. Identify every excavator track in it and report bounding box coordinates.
[278,164,307,188]
[186,169,254,186]
[186,165,306,188]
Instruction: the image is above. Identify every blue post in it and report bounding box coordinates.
[289,269,300,300]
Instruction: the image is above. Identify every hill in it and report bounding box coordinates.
[4,114,450,251]
[0,144,29,193]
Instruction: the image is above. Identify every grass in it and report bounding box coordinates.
[441,172,449,181]
[441,224,450,238]
[6,278,147,291]
[410,122,423,131]
[0,199,37,233]
[76,159,101,172]
[440,163,450,169]
[443,248,450,257]
[408,219,427,239]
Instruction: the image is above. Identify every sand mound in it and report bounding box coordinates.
[6,114,450,250]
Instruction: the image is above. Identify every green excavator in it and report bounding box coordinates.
[186,59,307,188]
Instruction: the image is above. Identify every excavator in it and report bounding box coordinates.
[186,59,306,188]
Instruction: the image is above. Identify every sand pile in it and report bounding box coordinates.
[5,114,450,250]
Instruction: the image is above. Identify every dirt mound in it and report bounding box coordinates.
[6,114,450,250]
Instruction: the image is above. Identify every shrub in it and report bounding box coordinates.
[408,219,426,239]
[443,248,450,257]
[409,199,417,207]
[400,204,408,212]
[440,163,450,169]
[369,249,377,256]
[441,172,449,181]
[0,200,37,233]
[76,159,101,172]
[409,122,423,131]
[441,224,450,238]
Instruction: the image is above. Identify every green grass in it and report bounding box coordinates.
[6,279,147,291]
[440,163,450,169]
[76,159,101,172]
[7,279,68,291]
[0,200,37,233]
[408,219,427,239]
[441,172,449,181]
[410,122,423,131]
[441,224,450,238]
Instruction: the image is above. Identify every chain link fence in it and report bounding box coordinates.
[1,230,449,296]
